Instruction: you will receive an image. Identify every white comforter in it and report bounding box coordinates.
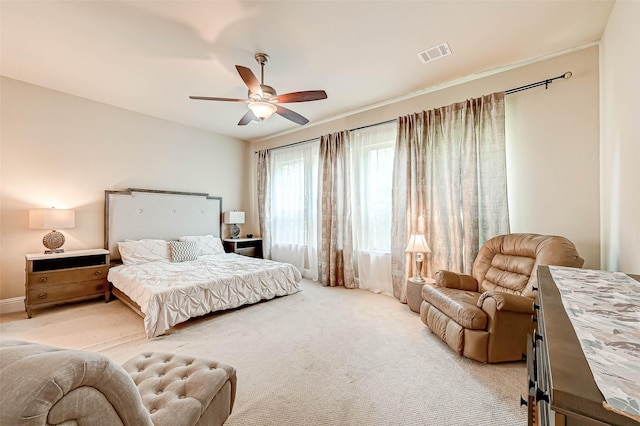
[108,253,302,338]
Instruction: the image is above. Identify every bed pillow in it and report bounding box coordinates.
[178,235,225,256]
[168,241,199,262]
[118,239,170,265]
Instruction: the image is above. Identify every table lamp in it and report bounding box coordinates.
[405,233,431,282]
[29,208,75,254]
[223,211,245,239]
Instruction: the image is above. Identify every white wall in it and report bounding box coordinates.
[250,47,602,269]
[0,77,249,302]
[600,0,640,274]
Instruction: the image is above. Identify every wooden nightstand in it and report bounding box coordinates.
[223,238,263,258]
[25,249,111,318]
[406,277,436,313]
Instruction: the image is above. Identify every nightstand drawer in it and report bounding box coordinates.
[27,265,109,287]
[27,279,108,305]
[236,247,257,257]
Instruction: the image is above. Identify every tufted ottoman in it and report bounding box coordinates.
[122,352,236,426]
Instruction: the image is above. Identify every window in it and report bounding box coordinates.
[265,121,397,291]
[268,140,319,277]
[351,122,397,252]
[271,156,306,244]
[351,121,397,294]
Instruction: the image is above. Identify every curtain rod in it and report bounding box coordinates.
[505,71,572,95]
[253,119,396,154]
[255,71,572,154]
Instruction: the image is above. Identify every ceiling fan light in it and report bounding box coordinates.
[248,101,277,120]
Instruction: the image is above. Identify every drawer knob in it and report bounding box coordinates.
[39,277,48,283]
[38,293,47,299]
[536,387,550,403]
[96,284,104,290]
[520,396,528,407]
[95,270,102,275]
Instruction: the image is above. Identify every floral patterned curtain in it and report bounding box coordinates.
[256,149,271,259]
[391,92,510,302]
[318,131,356,288]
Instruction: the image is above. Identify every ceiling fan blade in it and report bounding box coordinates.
[235,65,262,97]
[189,96,247,102]
[275,90,328,103]
[275,105,309,125]
[238,109,258,126]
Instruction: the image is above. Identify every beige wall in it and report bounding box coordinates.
[505,48,600,267]
[0,77,248,302]
[600,0,640,274]
[249,46,602,269]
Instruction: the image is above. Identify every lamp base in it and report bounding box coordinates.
[43,230,65,254]
[44,248,65,254]
[412,255,424,283]
[230,224,240,239]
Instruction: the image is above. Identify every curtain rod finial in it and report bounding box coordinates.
[563,71,572,79]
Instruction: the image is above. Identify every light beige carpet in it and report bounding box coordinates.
[0,279,527,425]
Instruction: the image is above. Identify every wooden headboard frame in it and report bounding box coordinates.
[104,188,223,260]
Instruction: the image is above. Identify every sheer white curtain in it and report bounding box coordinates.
[268,141,319,279]
[351,122,397,295]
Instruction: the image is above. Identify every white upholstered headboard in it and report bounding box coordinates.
[105,188,222,260]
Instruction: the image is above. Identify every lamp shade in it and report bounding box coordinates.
[248,101,277,120]
[223,211,245,224]
[405,234,431,253]
[29,208,75,230]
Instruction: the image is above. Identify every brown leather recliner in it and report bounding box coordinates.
[420,233,584,363]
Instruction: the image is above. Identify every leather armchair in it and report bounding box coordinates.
[420,233,584,363]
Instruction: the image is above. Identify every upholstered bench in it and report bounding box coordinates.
[0,340,236,426]
[123,352,236,426]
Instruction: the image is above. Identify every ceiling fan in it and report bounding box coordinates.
[190,53,328,126]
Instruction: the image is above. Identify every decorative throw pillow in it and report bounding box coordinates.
[178,235,225,256]
[118,239,170,265]
[169,241,199,263]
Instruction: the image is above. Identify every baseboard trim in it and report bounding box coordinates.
[0,297,25,315]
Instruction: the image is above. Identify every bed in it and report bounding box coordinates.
[105,188,302,338]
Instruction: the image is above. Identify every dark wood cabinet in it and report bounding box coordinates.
[223,238,263,258]
[526,266,639,426]
[25,249,110,317]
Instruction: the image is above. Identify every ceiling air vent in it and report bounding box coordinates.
[417,42,452,64]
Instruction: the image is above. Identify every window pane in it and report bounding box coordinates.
[351,122,397,253]
[269,141,319,246]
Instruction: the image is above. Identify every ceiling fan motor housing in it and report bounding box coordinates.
[249,85,276,100]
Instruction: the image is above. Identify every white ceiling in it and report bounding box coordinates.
[1,1,614,143]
